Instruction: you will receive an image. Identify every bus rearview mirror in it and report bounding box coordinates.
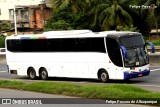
[120,46,128,58]
[145,42,155,53]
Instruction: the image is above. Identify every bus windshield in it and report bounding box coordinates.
[120,35,149,67]
[120,35,145,48]
[124,47,149,67]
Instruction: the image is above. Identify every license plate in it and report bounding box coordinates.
[138,74,142,77]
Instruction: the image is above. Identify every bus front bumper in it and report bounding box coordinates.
[124,70,150,80]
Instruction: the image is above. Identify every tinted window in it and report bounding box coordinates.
[7,38,106,53]
[75,38,90,51]
[61,38,76,52]
[21,39,48,52]
[7,40,21,52]
[106,38,123,67]
[48,39,61,51]
[89,38,105,53]
[120,35,145,48]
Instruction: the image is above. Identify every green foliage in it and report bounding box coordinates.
[141,0,160,35]
[152,39,160,46]
[44,20,73,31]
[116,25,139,32]
[46,0,160,35]
[94,0,133,30]
[7,32,13,36]
[0,36,5,48]
[44,5,91,31]
[0,24,10,30]
[51,0,84,12]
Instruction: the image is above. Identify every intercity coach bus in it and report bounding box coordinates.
[5,30,155,82]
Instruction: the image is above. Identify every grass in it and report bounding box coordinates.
[0,80,160,98]
[0,80,159,105]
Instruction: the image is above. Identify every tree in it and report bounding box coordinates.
[116,25,139,32]
[44,20,73,31]
[82,0,104,31]
[0,36,5,48]
[142,0,160,36]
[95,0,133,30]
[124,0,148,35]
[51,0,84,12]
[44,5,91,31]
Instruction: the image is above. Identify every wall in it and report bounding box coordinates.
[29,4,52,29]
[0,0,42,20]
[149,53,160,66]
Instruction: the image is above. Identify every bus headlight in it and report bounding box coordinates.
[129,70,134,73]
[146,68,149,71]
[125,70,132,73]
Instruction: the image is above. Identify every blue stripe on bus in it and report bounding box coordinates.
[124,70,150,80]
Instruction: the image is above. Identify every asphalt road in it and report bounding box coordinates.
[0,64,159,92]
[0,64,159,107]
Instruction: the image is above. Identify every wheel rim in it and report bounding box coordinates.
[101,72,107,81]
[30,70,35,78]
[41,71,47,79]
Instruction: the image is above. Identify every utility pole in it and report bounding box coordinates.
[13,1,17,35]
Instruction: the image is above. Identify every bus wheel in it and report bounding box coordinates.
[99,70,109,83]
[28,68,36,80]
[39,68,48,80]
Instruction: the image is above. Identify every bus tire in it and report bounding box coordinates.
[98,70,109,83]
[39,68,48,80]
[28,67,36,80]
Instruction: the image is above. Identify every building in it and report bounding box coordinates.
[149,29,160,41]
[0,0,45,20]
[9,3,52,30]
[0,0,52,32]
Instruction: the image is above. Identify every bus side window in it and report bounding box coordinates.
[48,39,62,52]
[7,40,21,52]
[75,38,105,53]
[76,38,89,52]
[21,39,47,52]
[106,38,123,67]
[89,38,105,53]
[7,40,13,51]
[61,38,76,52]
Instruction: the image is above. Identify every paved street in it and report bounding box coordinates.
[0,63,160,92]
[0,63,159,107]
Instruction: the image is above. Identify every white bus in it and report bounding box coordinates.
[5,30,155,82]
